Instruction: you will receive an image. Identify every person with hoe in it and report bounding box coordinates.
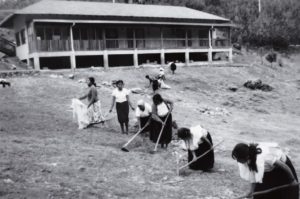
[135,99,152,135]
[120,99,152,152]
[150,93,173,149]
[177,125,214,171]
[78,77,105,127]
[232,142,299,199]
[109,80,135,134]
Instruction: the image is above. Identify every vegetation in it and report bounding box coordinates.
[0,0,299,48]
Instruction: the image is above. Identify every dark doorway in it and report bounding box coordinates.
[165,53,185,64]
[138,54,160,65]
[76,55,103,68]
[39,56,71,69]
[189,52,208,62]
[108,54,133,67]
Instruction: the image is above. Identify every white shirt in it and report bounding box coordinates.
[189,125,208,151]
[237,142,286,183]
[157,102,169,117]
[112,88,130,103]
[136,103,152,118]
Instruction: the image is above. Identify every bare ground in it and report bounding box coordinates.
[0,52,300,199]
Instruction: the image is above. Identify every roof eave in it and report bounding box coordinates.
[0,13,15,28]
[19,13,230,24]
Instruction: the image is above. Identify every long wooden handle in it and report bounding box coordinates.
[153,111,171,152]
[179,139,224,170]
[234,182,300,199]
[122,122,149,148]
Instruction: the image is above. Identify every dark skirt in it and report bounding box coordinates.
[116,101,129,124]
[149,114,172,145]
[140,115,151,133]
[254,157,299,199]
[188,132,214,171]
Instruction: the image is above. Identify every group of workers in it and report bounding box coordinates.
[75,69,298,199]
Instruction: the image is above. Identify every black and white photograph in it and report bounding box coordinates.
[0,0,299,198]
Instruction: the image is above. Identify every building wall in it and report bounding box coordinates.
[12,21,231,69]
[14,16,29,61]
[144,27,160,49]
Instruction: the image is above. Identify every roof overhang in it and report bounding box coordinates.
[0,13,232,29]
[31,18,234,27]
[0,14,15,28]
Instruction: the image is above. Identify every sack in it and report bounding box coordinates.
[71,99,89,129]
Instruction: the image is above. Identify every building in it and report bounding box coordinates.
[0,0,233,70]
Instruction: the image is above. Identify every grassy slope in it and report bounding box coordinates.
[0,52,299,198]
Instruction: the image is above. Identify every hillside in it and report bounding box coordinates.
[0,51,299,198]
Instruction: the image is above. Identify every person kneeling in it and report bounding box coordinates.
[177,125,214,171]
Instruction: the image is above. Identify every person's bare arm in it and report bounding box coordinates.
[79,94,88,100]
[109,96,116,112]
[246,183,256,198]
[151,104,163,123]
[191,150,197,160]
[163,98,174,111]
[126,94,135,111]
[87,89,97,108]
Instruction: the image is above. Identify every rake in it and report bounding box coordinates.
[121,122,150,152]
[178,139,224,171]
[150,111,172,154]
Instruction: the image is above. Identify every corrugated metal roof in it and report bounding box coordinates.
[0,0,230,27]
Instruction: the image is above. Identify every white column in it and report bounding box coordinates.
[70,23,76,70]
[103,50,109,69]
[70,53,76,71]
[134,49,138,68]
[208,28,213,63]
[229,48,233,63]
[33,55,40,70]
[208,48,213,63]
[160,49,165,66]
[185,49,189,67]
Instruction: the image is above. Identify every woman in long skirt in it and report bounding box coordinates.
[109,80,134,134]
[232,142,299,199]
[78,77,105,127]
[150,93,173,148]
[177,125,214,171]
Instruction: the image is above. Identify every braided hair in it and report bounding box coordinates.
[232,143,262,172]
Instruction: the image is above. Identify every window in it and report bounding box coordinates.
[73,27,80,40]
[53,28,61,40]
[15,32,20,46]
[36,27,45,40]
[96,28,102,40]
[45,28,52,40]
[106,28,118,39]
[199,28,209,38]
[80,28,88,40]
[20,29,26,44]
